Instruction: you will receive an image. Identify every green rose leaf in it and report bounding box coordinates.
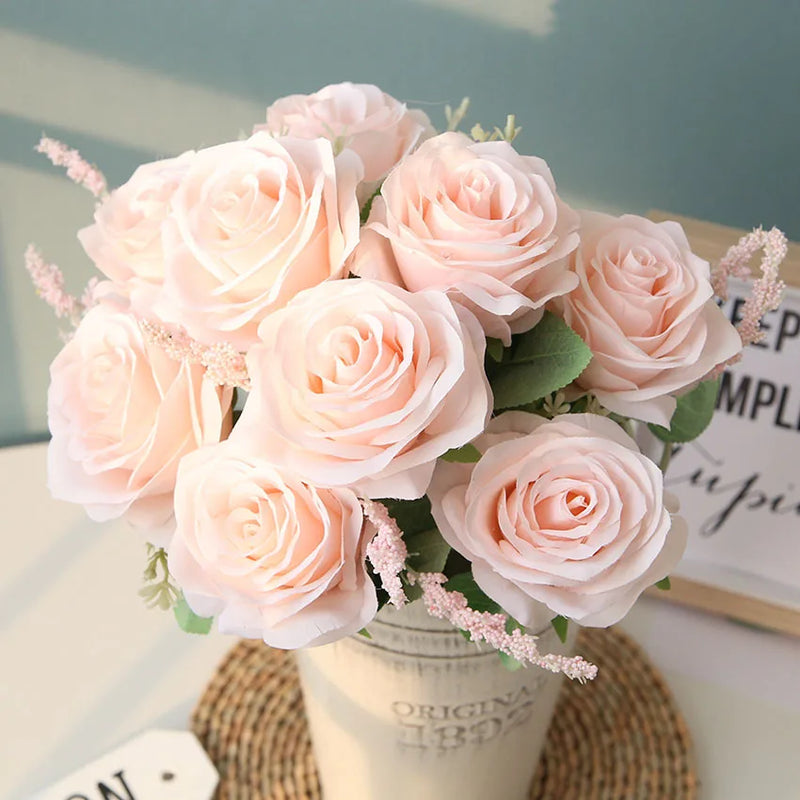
[491,312,592,410]
[404,527,451,574]
[486,337,505,363]
[441,443,482,463]
[174,594,213,635]
[379,496,435,536]
[647,378,720,444]
[655,576,672,591]
[551,615,569,643]
[445,572,504,614]
[360,186,382,224]
[404,582,423,604]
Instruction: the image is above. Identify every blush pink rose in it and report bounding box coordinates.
[552,212,742,425]
[78,153,193,315]
[158,131,362,349]
[428,412,687,628]
[350,132,580,343]
[232,278,491,500]
[167,440,377,648]
[256,82,434,194]
[47,303,233,545]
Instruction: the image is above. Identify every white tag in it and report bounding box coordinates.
[32,730,218,800]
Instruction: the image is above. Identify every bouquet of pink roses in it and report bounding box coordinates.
[28,83,787,680]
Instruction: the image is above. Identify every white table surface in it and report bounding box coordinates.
[1,442,799,799]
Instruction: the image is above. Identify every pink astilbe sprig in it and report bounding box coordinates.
[80,277,101,311]
[24,244,89,328]
[140,320,251,390]
[712,226,788,345]
[411,572,598,682]
[36,136,108,199]
[363,499,408,608]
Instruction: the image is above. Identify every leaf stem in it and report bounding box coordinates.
[659,441,673,473]
[621,418,635,439]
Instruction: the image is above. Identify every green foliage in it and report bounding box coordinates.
[173,594,214,635]
[655,576,672,591]
[445,572,503,614]
[647,378,721,444]
[138,544,179,611]
[403,580,423,604]
[443,549,472,578]
[379,496,436,537]
[441,443,482,463]
[404,527,451,574]
[357,627,373,639]
[490,312,592,410]
[365,559,390,607]
[486,337,505,362]
[551,615,569,643]
[360,186,382,224]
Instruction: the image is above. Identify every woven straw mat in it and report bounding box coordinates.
[192,627,697,799]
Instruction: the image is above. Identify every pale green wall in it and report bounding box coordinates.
[2,0,798,444]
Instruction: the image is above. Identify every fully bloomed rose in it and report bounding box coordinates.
[428,412,687,628]
[47,304,233,545]
[78,153,193,315]
[552,212,742,425]
[232,278,491,500]
[157,131,362,349]
[256,82,434,193]
[350,132,580,343]
[168,441,377,648]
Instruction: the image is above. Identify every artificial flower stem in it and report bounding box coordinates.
[659,441,673,473]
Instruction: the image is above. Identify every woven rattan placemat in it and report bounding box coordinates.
[191,627,697,799]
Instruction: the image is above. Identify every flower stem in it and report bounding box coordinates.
[659,441,673,473]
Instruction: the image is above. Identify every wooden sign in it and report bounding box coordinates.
[32,730,218,800]
[646,211,800,636]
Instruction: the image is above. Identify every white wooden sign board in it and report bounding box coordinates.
[31,729,218,800]
[646,212,800,635]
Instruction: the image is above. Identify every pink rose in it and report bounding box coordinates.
[350,132,580,343]
[232,278,491,500]
[78,153,193,315]
[47,304,233,545]
[167,441,377,648]
[158,131,362,349]
[256,82,434,194]
[428,412,687,628]
[552,212,742,425]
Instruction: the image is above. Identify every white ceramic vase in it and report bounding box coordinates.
[295,600,574,800]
